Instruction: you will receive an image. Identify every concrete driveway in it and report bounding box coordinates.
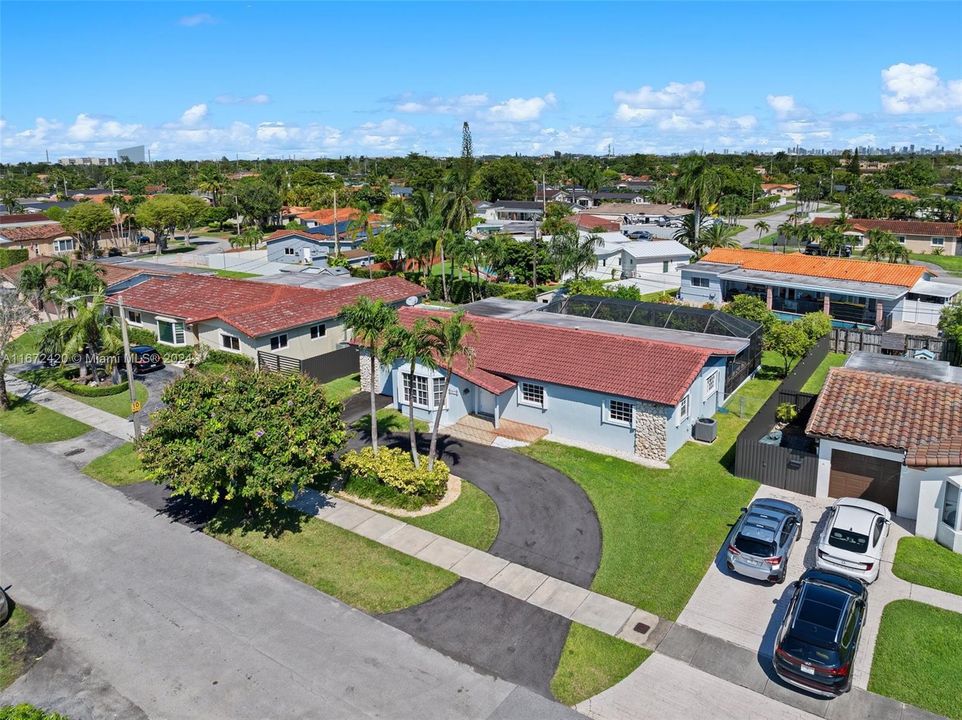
[675,485,913,691]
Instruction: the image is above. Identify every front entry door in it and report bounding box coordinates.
[477,388,497,417]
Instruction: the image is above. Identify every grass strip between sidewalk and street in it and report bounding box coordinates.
[83,442,146,486]
[0,397,91,444]
[550,622,650,706]
[1,605,53,691]
[868,600,962,719]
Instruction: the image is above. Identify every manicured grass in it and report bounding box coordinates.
[5,322,53,364]
[83,442,146,486]
[397,481,500,550]
[799,352,847,394]
[755,232,778,245]
[207,504,458,614]
[324,373,361,405]
[893,536,962,596]
[211,269,259,279]
[0,397,91,444]
[353,407,429,434]
[550,623,650,706]
[910,252,962,275]
[638,288,679,302]
[67,381,148,418]
[1,605,51,691]
[721,350,785,418]
[868,600,962,719]
[518,367,770,619]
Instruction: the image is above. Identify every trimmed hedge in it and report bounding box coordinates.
[200,349,254,368]
[0,248,29,268]
[56,376,129,396]
[340,446,449,510]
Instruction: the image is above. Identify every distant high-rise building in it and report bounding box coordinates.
[117,145,146,163]
[58,156,115,166]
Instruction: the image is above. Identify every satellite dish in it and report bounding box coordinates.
[405,296,419,306]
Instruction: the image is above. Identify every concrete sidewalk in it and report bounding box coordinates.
[5,374,135,440]
[290,489,666,649]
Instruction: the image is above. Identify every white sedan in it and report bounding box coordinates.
[814,497,891,584]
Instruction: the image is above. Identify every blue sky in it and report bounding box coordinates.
[2,1,960,161]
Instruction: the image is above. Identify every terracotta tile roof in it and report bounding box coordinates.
[807,368,962,466]
[574,214,620,232]
[0,256,169,289]
[811,216,962,238]
[294,208,383,225]
[700,248,928,288]
[110,274,427,338]
[761,183,798,191]
[0,222,71,243]
[398,307,718,405]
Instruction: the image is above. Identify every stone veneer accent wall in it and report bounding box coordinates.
[634,401,671,462]
[358,350,380,392]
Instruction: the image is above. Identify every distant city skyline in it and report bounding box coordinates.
[1,1,960,162]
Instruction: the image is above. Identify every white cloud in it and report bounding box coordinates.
[834,112,862,122]
[487,93,556,122]
[881,63,962,113]
[179,13,217,27]
[356,118,415,149]
[956,115,962,126]
[67,113,140,141]
[180,103,208,126]
[766,94,798,118]
[614,81,705,111]
[848,132,877,146]
[215,93,270,105]
[394,93,489,114]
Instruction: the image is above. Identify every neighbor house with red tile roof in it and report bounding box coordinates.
[108,274,427,365]
[806,352,962,554]
[811,216,962,256]
[363,303,749,463]
[0,221,77,258]
[680,247,958,329]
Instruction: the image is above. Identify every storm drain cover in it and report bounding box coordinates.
[64,448,85,457]
[633,622,650,634]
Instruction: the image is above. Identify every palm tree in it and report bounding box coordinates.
[39,291,122,383]
[347,203,376,279]
[816,226,848,257]
[196,171,227,207]
[45,258,106,318]
[698,223,740,254]
[862,228,908,263]
[673,213,706,253]
[339,297,399,454]
[674,156,721,244]
[381,319,435,467]
[754,220,770,239]
[17,262,52,321]
[423,311,475,472]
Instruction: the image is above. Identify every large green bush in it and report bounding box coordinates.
[0,706,69,720]
[138,369,345,509]
[199,348,254,368]
[340,446,449,508]
[0,248,29,268]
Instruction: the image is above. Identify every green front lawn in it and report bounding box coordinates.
[800,352,847,394]
[1,605,51,691]
[0,397,91,444]
[869,600,962,719]
[550,623,650,706]
[910,252,962,275]
[395,481,500,550]
[5,322,53,363]
[518,366,770,620]
[353,407,429,434]
[893,536,962,596]
[68,382,148,418]
[83,442,145,486]
[207,504,458,614]
[324,373,361,405]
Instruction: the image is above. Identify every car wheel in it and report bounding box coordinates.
[776,569,787,584]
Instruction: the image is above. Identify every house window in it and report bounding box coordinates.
[704,371,718,396]
[520,382,545,408]
[402,373,430,407]
[156,318,185,345]
[679,394,690,424]
[53,238,75,253]
[269,334,288,351]
[285,247,296,255]
[691,276,710,288]
[942,481,959,530]
[607,399,634,426]
[310,324,326,340]
[931,236,945,247]
[432,377,448,409]
[126,310,142,325]
[897,236,906,244]
[221,333,240,351]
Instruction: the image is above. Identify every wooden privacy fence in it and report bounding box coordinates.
[830,327,959,363]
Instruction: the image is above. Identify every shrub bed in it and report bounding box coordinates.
[0,248,29,268]
[340,446,449,510]
[200,349,254,368]
[55,376,129,396]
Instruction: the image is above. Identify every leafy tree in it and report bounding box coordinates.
[175,195,210,244]
[937,301,962,346]
[233,178,282,228]
[476,158,534,201]
[725,294,777,334]
[204,205,231,230]
[139,369,345,510]
[340,297,398,454]
[423,311,475,471]
[195,169,227,206]
[675,156,721,244]
[796,311,832,343]
[60,202,115,259]
[0,290,38,409]
[44,205,66,222]
[381,319,436,466]
[136,195,185,254]
[0,177,27,214]
[767,321,811,377]
[240,226,264,250]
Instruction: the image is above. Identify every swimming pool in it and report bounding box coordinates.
[772,310,874,330]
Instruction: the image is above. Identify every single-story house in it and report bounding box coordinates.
[585,203,691,225]
[478,201,547,223]
[679,248,957,329]
[807,353,962,553]
[591,234,693,279]
[761,183,798,201]
[365,302,753,463]
[573,214,621,233]
[108,274,427,366]
[265,229,374,267]
[811,217,962,257]
[0,221,76,258]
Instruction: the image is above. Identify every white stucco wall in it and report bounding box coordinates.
[679,269,723,304]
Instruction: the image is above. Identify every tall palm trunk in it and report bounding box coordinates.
[407,358,420,468]
[439,240,449,302]
[369,351,379,454]
[427,370,452,472]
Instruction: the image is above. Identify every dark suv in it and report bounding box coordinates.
[129,345,164,373]
[773,569,867,696]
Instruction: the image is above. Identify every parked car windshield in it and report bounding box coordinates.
[828,529,869,553]
[734,534,775,557]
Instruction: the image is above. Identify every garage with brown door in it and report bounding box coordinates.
[828,449,901,510]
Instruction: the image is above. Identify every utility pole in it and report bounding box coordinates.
[116,295,142,441]
[333,190,339,257]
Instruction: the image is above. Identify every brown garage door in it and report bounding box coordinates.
[829,450,900,510]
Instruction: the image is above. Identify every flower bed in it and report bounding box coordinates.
[339,447,450,511]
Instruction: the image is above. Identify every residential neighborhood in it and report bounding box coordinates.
[2,3,962,720]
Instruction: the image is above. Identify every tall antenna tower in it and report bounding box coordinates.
[461,121,473,182]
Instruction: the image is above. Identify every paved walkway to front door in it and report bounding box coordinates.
[444,415,548,446]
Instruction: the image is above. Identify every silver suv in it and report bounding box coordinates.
[726,498,804,584]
